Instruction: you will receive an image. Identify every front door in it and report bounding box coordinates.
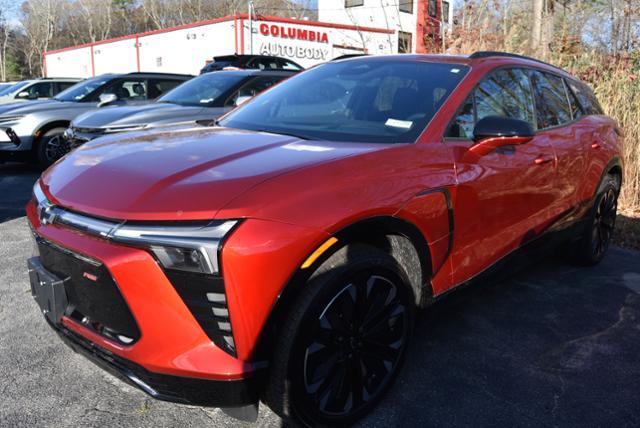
[444,67,558,285]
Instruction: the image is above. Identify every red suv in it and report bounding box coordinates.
[27,53,623,426]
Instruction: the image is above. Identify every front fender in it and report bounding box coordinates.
[221,218,330,361]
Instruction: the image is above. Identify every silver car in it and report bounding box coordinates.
[0,72,191,166]
[66,70,296,149]
[0,78,81,105]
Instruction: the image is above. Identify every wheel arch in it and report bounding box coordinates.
[593,156,623,198]
[33,120,70,145]
[251,215,433,362]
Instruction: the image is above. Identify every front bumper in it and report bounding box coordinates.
[64,127,102,149]
[26,200,262,390]
[49,319,261,407]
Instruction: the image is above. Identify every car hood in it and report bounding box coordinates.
[0,97,27,105]
[41,127,383,221]
[0,99,88,116]
[73,103,220,129]
[0,99,54,115]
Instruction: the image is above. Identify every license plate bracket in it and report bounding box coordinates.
[28,257,69,324]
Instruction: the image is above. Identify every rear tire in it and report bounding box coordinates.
[35,127,68,168]
[574,174,619,265]
[263,244,416,427]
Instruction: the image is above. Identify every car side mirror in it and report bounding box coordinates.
[98,93,118,108]
[469,116,535,157]
[234,95,252,106]
[17,91,36,100]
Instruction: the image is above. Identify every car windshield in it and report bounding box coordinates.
[158,72,246,107]
[219,59,469,144]
[54,76,111,102]
[0,81,29,96]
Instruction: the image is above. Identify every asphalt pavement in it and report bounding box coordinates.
[1,162,639,427]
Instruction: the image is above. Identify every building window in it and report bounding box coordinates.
[398,31,412,53]
[442,1,449,22]
[399,0,413,14]
[345,0,363,7]
[428,0,437,18]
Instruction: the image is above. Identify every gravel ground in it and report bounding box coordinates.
[1,162,640,427]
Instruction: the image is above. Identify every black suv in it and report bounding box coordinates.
[200,55,304,74]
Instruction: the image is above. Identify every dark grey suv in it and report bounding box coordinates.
[65,70,296,150]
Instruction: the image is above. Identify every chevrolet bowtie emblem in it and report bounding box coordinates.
[38,203,56,226]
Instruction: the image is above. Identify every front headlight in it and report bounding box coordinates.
[110,222,237,274]
[32,180,237,275]
[103,124,147,134]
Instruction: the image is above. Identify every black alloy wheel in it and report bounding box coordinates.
[36,127,68,167]
[299,274,409,417]
[591,187,617,260]
[574,174,619,266]
[264,244,416,427]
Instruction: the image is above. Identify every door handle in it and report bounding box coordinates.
[534,156,553,165]
[591,142,601,149]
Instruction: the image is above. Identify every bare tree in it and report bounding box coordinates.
[0,0,12,81]
[20,0,63,77]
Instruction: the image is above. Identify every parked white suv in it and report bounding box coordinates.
[0,72,191,166]
[0,78,81,105]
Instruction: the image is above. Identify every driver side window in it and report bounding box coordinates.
[225,77,281,107]
[447,68,535,139]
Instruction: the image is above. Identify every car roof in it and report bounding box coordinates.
[202,69,298,77]
[94,72,193,79]
[213,54,287,60]
[332,52,574,79]
[37,77,83,81]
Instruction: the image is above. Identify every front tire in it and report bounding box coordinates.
[264,244,415,427]
[35,127,68,168]
[574,174,619,265]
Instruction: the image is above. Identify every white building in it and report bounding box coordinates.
[43,14,399,78]
[319,0,452,54]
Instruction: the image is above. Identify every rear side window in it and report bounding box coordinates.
[249,57,280,70]
[565,81,583,119]
[529,70,572,129]
[568,81,603,115]
[447,68,535,139]
[55,82,77,94]
[276,58,303,71]
[149,79,183,99]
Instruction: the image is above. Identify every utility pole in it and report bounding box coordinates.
[248,0,254,55]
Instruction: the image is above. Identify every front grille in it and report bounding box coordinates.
[36,237,141,344]
[164,270,236,356]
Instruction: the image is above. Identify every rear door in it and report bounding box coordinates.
[446,67,558,285]
[528,70,587,215]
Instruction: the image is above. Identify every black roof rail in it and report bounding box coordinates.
[469,51,565,72]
